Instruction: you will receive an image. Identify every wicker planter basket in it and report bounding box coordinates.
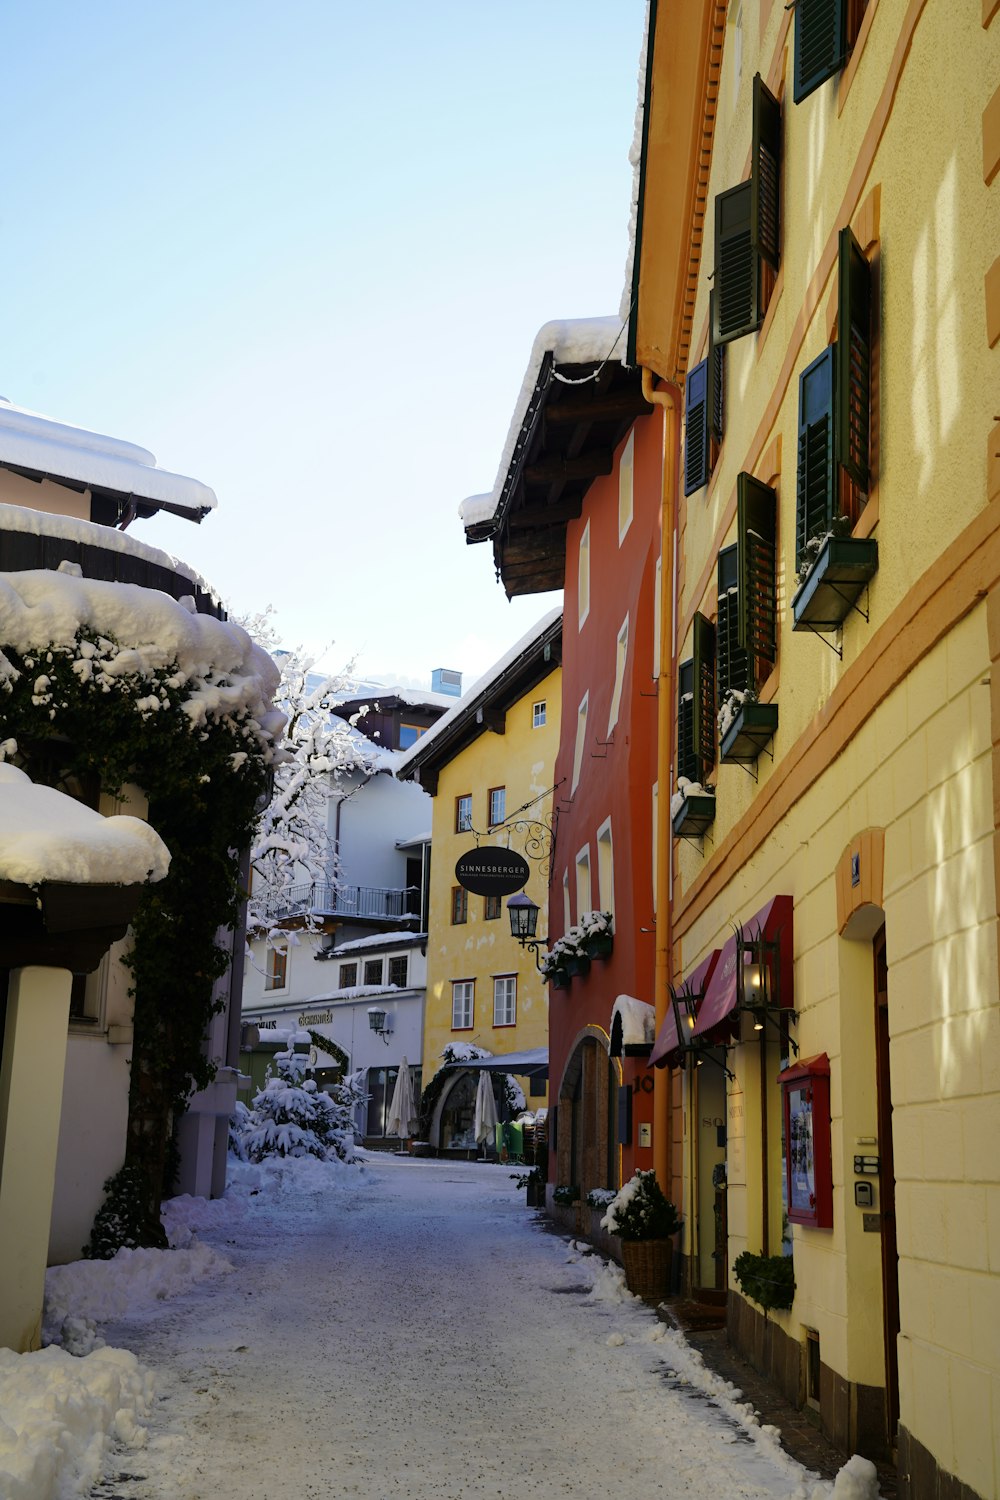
[621,1238,672,1300]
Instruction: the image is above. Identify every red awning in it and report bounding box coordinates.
[649,948,720,1069]
[691,894,793,1043]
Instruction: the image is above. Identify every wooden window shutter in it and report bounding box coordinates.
[677,658,696,783]
[836,226,872,493]
[796,346,836,566]
[713,181,757,345]
[707,291,726,443]
[793,0,849,105]
[684,359,710,496]
[716,547,749,704]
[737,474,777,675]
[752,75,781,272]
[692,612,717,771]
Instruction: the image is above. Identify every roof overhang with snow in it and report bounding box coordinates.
[443,1048,548,1080]
[461,318,652,597]
[0,400,217,526]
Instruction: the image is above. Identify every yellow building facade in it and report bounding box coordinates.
[400,615,561,1146]
[632,0,1000,1490]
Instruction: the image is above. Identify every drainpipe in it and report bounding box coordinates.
[641,367,680,1200]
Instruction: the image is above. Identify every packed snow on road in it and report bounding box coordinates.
[1,1154,881,1500]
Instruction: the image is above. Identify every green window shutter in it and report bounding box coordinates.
[707,291,726,443]
[836,226,872,493]
[716,546,749,704]
[751,75,781,272]
[793,0,849,105]
[796,346,836,567]
[684,359,710,496]
[677,658,696,783]
[692,612,717,771]
[713,181,758,345]
[737,473,777,673]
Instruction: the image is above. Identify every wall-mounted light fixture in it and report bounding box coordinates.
[367,1006,393,1045]
[735,921,797,1054]
[506,893,548,973]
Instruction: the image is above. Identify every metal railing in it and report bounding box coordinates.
[261,882,420,923]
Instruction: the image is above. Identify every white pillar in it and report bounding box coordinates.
[0,966,72,1352]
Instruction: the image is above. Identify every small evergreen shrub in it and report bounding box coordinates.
[600,1170,681,1242]
[733,1250,796,1313]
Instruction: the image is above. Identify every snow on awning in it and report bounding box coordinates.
[609,995,656,1056]
[0,399,217,521]
[443,1047,548,1080]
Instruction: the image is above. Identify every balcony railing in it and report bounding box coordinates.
[261,882,420,924]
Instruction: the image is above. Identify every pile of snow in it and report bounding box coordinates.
[43,1241,233,1347]
[0,1344,153,1500]
[0,763,170,886]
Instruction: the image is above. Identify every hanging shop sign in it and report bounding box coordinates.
[455,846,530,896]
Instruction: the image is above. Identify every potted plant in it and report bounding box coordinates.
[671,777,715,839]
[718,687,778,766]
[601,1170,682,1300]
[733,1250,795,1315]
[579,910,614,960]
[540,951,570,990]
[511,1167,546,1208]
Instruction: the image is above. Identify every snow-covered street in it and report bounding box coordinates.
[12,1155,881,1500]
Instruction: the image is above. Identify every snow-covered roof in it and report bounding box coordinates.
[395,608,561,776]
[610,995,656,1049]
[395,832,431,850]
[327,931,425,956]
[0,568,282,741]
[0,763,170,887]
[458,318,626,535]
[620,4,651,324]
[0,399,216,519]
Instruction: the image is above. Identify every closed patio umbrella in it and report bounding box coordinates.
[474,1068,499,1155]
[386,1058,418,1144]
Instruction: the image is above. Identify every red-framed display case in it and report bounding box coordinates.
[780,1053,833,1229]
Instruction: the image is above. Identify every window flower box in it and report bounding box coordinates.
[671,782,715,839]
[720,699,779,765]
[792,535,878,632]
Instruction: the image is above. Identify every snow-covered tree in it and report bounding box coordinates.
[232,1048,363,1163]
[239,611,377,934]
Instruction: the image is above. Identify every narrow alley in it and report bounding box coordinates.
[81,1157,837,1500]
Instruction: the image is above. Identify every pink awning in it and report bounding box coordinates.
[691,894,794,1043]
[649,948,720,1069]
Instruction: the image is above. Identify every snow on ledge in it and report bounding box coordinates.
[0,399,217,516]
[0,763,170,886]
[610,994,656,1048]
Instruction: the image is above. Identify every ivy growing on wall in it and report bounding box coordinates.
[0,625,274,1254]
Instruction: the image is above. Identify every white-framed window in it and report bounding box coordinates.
[452,980,474,1030]
[571,692,589,793]
[364,957,383,987]
[493,974,517,1027]
[728,0,743,109]
[265,944,288,992]
[455,794,473,833]
[575,846,592,920]
[563,868,571,931]
[578,519,591,629]
[618,429,634,542]
[653,554,662,679]
[339,961,358,988]
[597,819,615,916]
[607,614,630,736]
[388,955,408,987]
[532,699,547,729]
[651,782,659,915]
[488,786,506,827]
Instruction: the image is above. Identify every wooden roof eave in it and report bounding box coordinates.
[632,0,727,383]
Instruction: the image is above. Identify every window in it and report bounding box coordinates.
[578,519,591,628]
[493,975,517,1027]
[452,886,468,925]
[265,945,288,991]
[388,955,408,987]
[728,0,743,107]
[575,847,592,920]
[488,786,506,828]
[653,555,662,678]
[736,474,778,691]
[484,894,502,921]
[618,430,634,541]
[713,74,781,346]
[571,692,589,793]
[607,615,629,735]
[455,794,473,833]
[677,613,717,783]
[793,0,869,104]
[597,820,615,915]
[651,783,659,914]
[563,869,571,932]
[339,961,358,989]
[684,313,726,495]
[399,723,426,750]
[452,979,474,1029]
[364,957,383,987]
[795,227,873,568]
[532,699,547,729]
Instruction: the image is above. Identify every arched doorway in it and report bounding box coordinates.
[556,1028,619,1193]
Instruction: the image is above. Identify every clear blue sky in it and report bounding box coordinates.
[2,2,645,687]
